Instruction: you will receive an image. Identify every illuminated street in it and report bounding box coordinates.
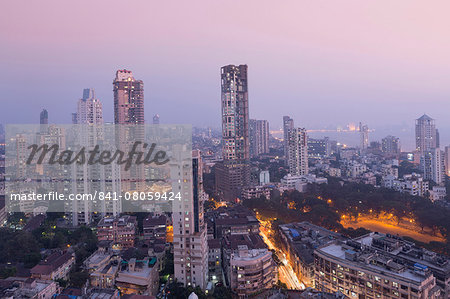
[259,221,305,290]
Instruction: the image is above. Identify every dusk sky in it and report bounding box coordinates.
[1,0,450,150]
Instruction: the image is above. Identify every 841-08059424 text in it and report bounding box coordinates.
[9,191,182,202]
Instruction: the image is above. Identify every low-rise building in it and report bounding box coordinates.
[430,186,447,202]
[279,222,345,287]
[84,249,115,273]
[208,239,222,284]
[30,251,75,280]
[0,278,59,299]
[355,232,450,298]
[208,205,260,238]
[229,245,277,297]
[90,261,119,289]
[241,185,271,200]
[97,215,137,249]
[222,233,268,288]
[85,288,120,299]
[143,214,167,244]
[315,240,442,299]
[327,167,341,178]
[115,257,159,296]
[281,174,327,190]
[382,173,429,197]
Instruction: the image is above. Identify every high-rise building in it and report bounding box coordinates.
[71,113,78,124]
[40,109,48,133]
[15,134,27,178]
[173,150,208,289]
[249,119,269,158]
[415,114,438,154]
[40,109,48,125]
[421,148,445,185]
[436,129,440,149]
[308,137,331,159]
[67,88,119,226]
[153,114,160,125]
[359,122,369,150]
[283,116,294,164]
[287,128,308,176]
[76,88,103,125]
[445,146,450,177]
[215,65,250,201]
[113,69,144,124]
[381,135,400,156]
[113,70,145,192]
[415,114,442,183]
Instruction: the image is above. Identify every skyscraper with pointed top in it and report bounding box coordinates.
[215,64,250,201]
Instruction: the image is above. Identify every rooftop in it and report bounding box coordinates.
[318,241,431,284]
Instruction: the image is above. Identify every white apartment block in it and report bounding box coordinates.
[382,174,429,197]
[287,128,308,176]
[421,148,445,185]
[172,150,208,289]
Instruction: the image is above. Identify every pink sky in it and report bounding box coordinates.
[1,0,450,148]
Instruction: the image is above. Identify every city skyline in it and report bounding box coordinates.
[2,1,450,149]
[1,2,450,298]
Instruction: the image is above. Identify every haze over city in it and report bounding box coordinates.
[1,1,450,150]
[2,1,450,298]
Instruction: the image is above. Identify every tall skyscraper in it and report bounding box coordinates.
[421,148,445,185]
[113,69,144,124]
[68,88,118,226]
[359,122,369,150]
[71,113,78,124]
[215,65,250,201]
[173,150,208,289]
[415,114,438,154]
[40,109,48,133]
[113,70,145,192]
[415,114,441,182]
[76,88,103,125]
[381,135,400,156]
[249,119,270,158]
[445,146,450,177]
[283,116,294,164]
[40,109,48,125]
[287,128,308,176]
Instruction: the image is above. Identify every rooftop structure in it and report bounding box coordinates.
[315,237,442,298]
[229,245,277,296]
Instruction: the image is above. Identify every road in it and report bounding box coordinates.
[259,227,305,290]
